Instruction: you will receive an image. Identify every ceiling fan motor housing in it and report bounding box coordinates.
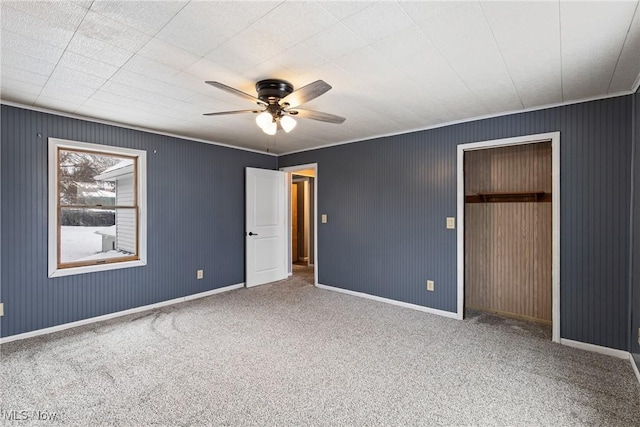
[256,79,294,103]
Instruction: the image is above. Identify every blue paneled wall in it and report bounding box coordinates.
[280,96,633,351]
[2,93,637,354]
[0,105,276,338]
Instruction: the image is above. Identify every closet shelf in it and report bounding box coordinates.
[465,191,550,203]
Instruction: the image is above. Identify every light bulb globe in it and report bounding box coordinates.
[280,115,297,133]
[263,121,277,135]
[255,112,272,129]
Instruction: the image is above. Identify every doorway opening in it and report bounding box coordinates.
[457,132,560,343]
[280,163,318,285]
[291,172,314,266]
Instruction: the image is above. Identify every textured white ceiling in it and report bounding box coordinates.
[1,1,639,154]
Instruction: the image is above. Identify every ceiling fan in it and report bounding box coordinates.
[203,79,346,135]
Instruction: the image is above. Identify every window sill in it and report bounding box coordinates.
[48,260,146,278]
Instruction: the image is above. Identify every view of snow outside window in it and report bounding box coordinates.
[59,149,136,265]
[60,225,115,262]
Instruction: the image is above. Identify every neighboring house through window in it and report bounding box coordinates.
[94,160,136,255]
[48,138,147,277]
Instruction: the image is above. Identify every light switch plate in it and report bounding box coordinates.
[321,214,327,224]
[446,217,455,229]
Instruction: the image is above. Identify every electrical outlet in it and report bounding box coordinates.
[321,214,327,224]
[427,280,435,291]
[197,270,204,280]
[0,303,3,317]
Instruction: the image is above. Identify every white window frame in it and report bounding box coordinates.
[48,137,147,278]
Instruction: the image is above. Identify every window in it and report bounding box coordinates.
[48,138,146,277]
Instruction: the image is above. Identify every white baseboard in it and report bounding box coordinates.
[631,354,640,385]
[560,338,629,359]
[316,283,459,320]
[0,283,244,345]
[559,342,639,386]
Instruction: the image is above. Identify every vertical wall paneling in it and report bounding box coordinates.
[464,143,552,324]
[2,94,636,353]
[0,105,276,338]
[279,96,633,350]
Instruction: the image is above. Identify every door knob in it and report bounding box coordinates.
[248,232,258,236]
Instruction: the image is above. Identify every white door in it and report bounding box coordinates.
[246,167,287,287]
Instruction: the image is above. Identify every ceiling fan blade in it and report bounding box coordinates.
[287,109,346,124]
[280,80,332,108]
[205,81,267,106]
[203,109,260,116]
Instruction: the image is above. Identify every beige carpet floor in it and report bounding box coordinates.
[1,265,639,426]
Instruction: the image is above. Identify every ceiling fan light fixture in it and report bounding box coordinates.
[204,78,345,135]
[280,115,297,133]
[263,121,277,135]
[256,111,272,129]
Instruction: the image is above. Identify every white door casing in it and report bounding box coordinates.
[246,167,287,287]
[456,131,560,343]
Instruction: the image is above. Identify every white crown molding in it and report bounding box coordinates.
[3,86,636,158]
[0,100,277,157]
[279,90,634,156]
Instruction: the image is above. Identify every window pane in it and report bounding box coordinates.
[60,208,137,264]
[59,150,134,206]
[50,138,146,277]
